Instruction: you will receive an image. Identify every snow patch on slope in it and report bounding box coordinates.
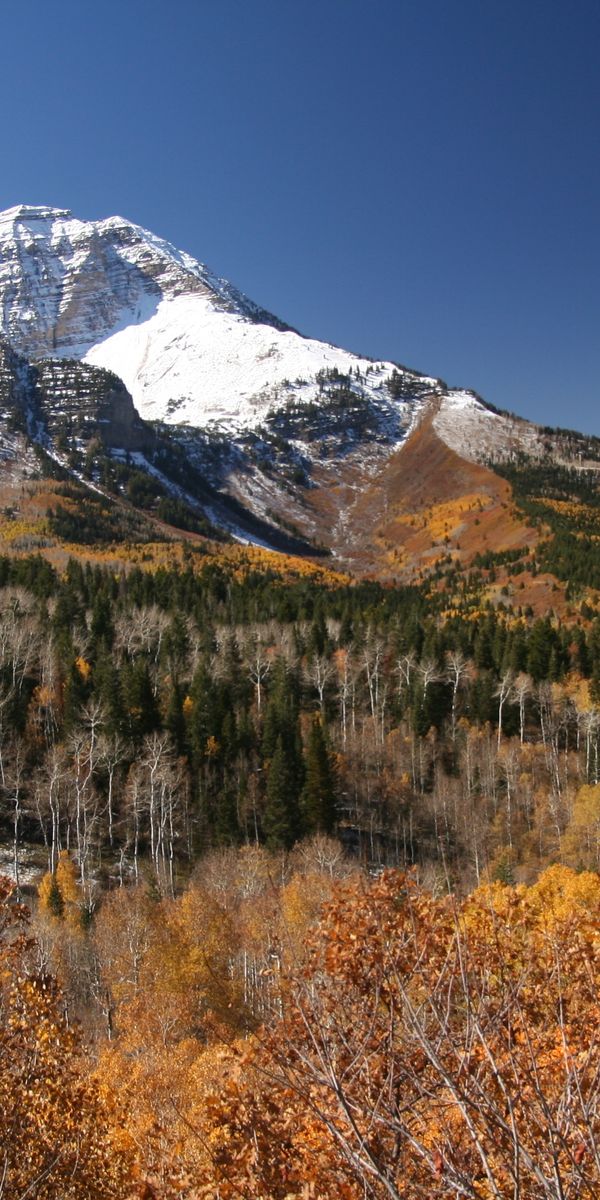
[433,391,543,462]
[83,293,430,431]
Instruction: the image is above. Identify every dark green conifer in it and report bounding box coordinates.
[338,606,354,646]
[166,681,187,754]
[164,613,189,676]
[527,618,554,682]
[47,875,64,918]
[263,735,300,849]
[300,718,337,835]
[122,659,160,741]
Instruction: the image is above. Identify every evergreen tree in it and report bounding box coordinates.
[308,606,328,657]
[165,680,187,754]
[188,663,220,766]
[469,670,496,724]
[474,619,494,670]
[508,625,528,673]
[261,658,301,762]
[338,605,354,646]
[301,718,337,835]
[527,618,555,682]
[573,628,591,677]
[163,612,189,677]
[263,735,301,849]
[213,785,240,845]
[46,874,65,917]
[62,658,91,731]
[94,651,125,736]
[90,591,114,653]
[122,659,160,741]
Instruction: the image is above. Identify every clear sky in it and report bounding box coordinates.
[2,0,599,433]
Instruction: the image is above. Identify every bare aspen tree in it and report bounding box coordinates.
[133,731,184,892]
[396,650,416,698]
[68,700,105,889]
[497,743,520,849]
[35,744,71,871]
[494,669,514,750]
[244,631,272,713]
[446,648,471,742]
[115,604,169,684]
[513,671,532,745]
[304,652,335,713]
[4,740,25,895]
[579,709,600,784]
[0,681,14,788]
[334,647,357,745]
[97,732,129,848]
[124,766,144,883]
[418,656,442,698]
[362,632,386,742]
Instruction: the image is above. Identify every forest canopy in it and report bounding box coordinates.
[4,862,600,1198]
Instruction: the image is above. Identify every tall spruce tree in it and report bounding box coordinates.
[263,735,300,849]
[301,717,337,835]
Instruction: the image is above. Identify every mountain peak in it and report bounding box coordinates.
[0,202,442,431]
[0,204,74,223]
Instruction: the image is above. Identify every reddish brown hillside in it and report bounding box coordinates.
[301,412,539,578]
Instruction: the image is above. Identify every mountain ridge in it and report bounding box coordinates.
[0,203,599,601]
[0,204,443,430]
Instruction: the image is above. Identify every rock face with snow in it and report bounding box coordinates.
[0,204,445,432]
[0,333,152,454]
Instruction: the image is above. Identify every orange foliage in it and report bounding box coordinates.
[0,876,131,1199]
[74,654,92,680]
[199,866,600,1198]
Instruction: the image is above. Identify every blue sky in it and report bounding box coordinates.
[2,0,599,433]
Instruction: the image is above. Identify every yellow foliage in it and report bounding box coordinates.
[526,861,600,917]
[56,850,81,909]
[74,654,92,680]
[563,784,600,871]
[199,865,600,1199]
[37,869,62,916]
[534,496,600,534]
[0,515,50,544]
[281,870,334,964]
[563,672,593,712]
[205,734,220,758]
[31,683,55,706]
[0,878,131,1197]
[38,851,83,931]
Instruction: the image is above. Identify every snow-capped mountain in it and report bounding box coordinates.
[5,202,588,577]
[0,204,442,432]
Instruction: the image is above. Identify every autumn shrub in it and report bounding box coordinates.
[0,876,132,1199]
[200,866,600,1199]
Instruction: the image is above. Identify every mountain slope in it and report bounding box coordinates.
[0,334,324,556]
[0,204,440,430]
[1,203,599,602]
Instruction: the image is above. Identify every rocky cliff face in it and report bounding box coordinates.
[0,334,152,453]
[33,359,153,453]
[0,204,286,360]
[0,335,30,412]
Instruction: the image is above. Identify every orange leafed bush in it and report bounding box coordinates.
[0,876,132,1199]
[200,866,600,1199]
